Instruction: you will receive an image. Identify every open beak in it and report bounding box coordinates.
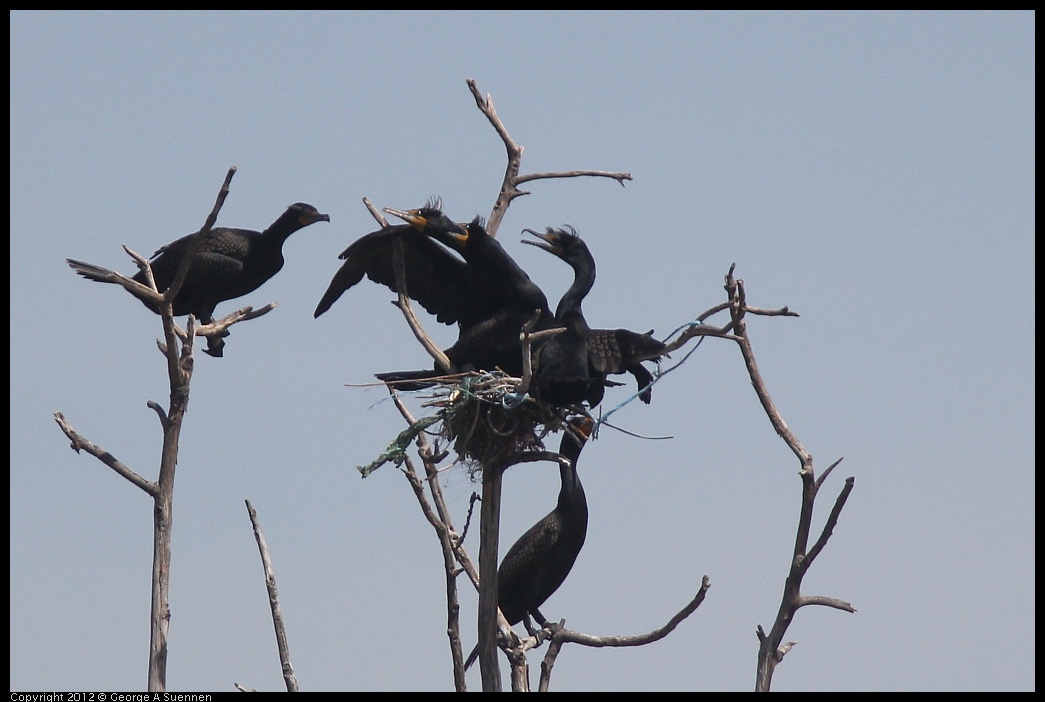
[384,207,425,230]
[521,227,561,255]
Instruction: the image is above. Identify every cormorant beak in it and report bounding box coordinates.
[386,206,470,246]
[449,222,470,244]
[567,415,595,441]
[299,210,330,226]
[521,228,562,255]
[384,207,426,230]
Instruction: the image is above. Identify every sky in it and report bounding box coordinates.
[10,10,1034,692]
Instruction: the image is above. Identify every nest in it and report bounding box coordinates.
[433,373,566,470]
[446,396,557,471]
[357,372,583,478]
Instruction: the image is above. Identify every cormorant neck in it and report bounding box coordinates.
[471,234,551,317]
[555,250,596,320]
[556,433,587,509]
[264,210,309,243]
[557,458,584,508]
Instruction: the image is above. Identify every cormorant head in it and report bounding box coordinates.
[425,216,488,256]
[463,216,489,242]
[521,225,584,258]
[564,414,595,445]
[288,202,331,227]
[384,199,468,243]
[522,227,596,284]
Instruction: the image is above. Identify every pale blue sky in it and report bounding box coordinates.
[10,11,1034,691]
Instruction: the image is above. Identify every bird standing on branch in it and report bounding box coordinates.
[522,226,599,407]
[464,415,595,671]
[524,226,668,406]
[68,202,330,357]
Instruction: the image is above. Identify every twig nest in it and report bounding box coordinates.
[429,373,566,471]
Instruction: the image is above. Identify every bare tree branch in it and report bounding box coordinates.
[815,456,845,492]
[559,575,710,649]
[52,412,157,496]
[362,196,389,227]
[244,500,299,692]
[160,166,236,312]
[571,261,854,692]
[146,401,171,432]
[55,168,237,692]
[804,475,856,570]
[516,170,631,187]
[537,576,711,691]
[796,595,857,613]
[80,248,165,307]
[466,79,630,236]
[476,454,506,691]
[400,455,469,691]
[160,303,278,353]
[691,266,856,692]
[387,390,518,693]
[391,235,454,374]
[514,311,564,397]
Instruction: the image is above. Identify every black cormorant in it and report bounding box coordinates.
[68,202,330,357]
[523,227,668,406]
[522,226,599,407]
[464,415,594,670]
[313,202,474,323]
[373,212,554,385]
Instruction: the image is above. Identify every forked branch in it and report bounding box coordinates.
[54,168,238,692]
[467,79,631,237]
[702,266,856,692]
[537,576,711,691]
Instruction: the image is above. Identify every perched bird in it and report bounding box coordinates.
[313,202,474,323]
[524,227,668,406]
[464,415,594,670]
[433,215,553,377]
[521,226,599,407]
[373,211,554,386]
[68,202,329,357]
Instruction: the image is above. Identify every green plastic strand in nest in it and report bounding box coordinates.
[357,414,442,477]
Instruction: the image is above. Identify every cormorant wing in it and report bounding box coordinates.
[316,223,488,325]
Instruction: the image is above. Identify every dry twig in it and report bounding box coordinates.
[244,499,299,692]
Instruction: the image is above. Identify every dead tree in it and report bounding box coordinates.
[356,79,855,691]
[54,167,282,691]
[354,80,705,692]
